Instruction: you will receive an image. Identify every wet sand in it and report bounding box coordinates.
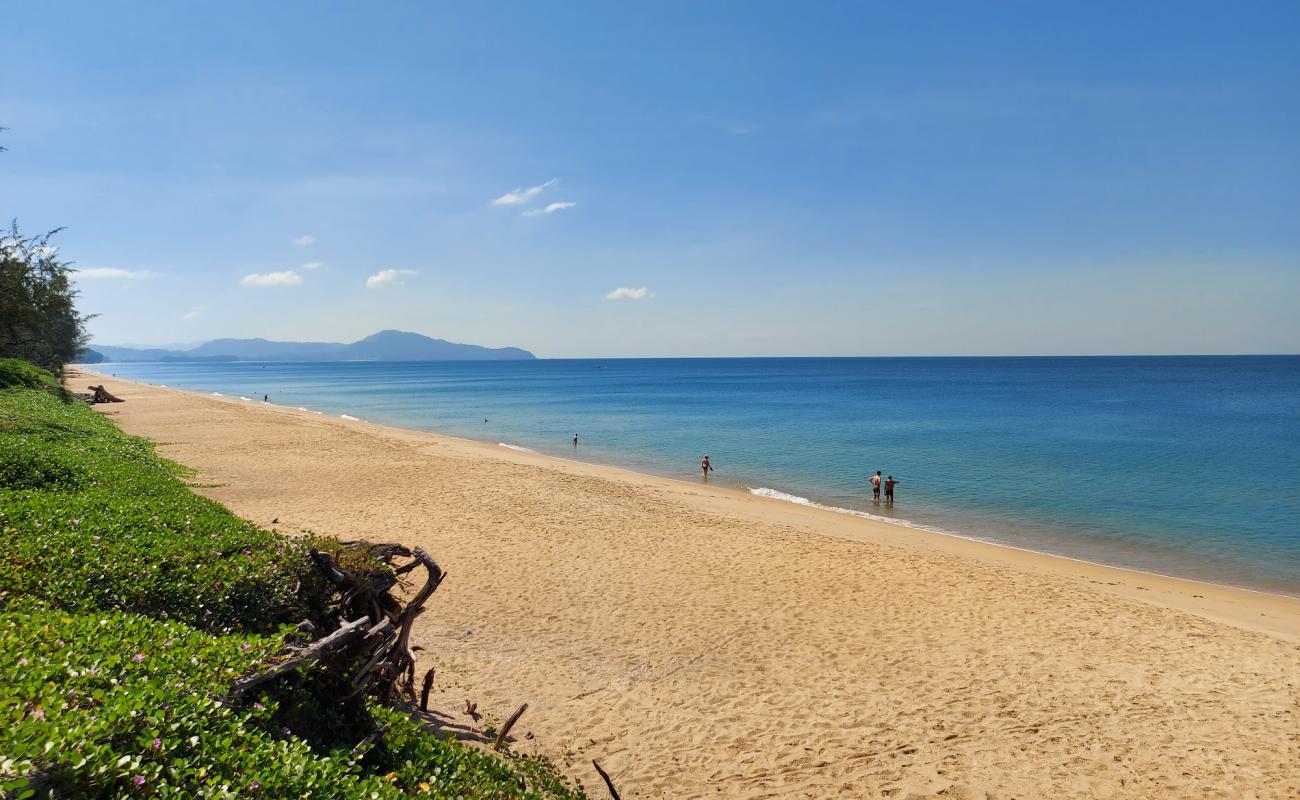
[83,372,1300,799]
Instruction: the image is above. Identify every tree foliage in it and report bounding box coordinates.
[0,224,93,375]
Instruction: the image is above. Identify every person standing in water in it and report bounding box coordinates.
[884,474,897,503]
[573,433,579,448]
[870,470,882,501]
[701,455,712,478]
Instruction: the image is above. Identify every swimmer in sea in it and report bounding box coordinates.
[885,474,897,503]
[701,454,713,478]
[573,433,579,448]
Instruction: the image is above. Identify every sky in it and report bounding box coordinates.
[2,1,1298,357]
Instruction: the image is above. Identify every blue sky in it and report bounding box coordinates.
[2,2,1297,356]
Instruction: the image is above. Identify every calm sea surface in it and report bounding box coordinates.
[98,357,1300,595]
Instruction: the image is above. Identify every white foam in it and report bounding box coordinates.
[239,396,252,402]
[748,487,978,540]
[211,392,223,396]
[340,414,361,421]
[749,487,815,506]
[297,407,310,412]
[498,443,536,453]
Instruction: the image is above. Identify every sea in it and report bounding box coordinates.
[97,356,1300,596]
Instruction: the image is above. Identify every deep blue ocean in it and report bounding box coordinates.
[97,357,1300,595]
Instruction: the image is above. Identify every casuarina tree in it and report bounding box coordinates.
[0,224,93,375]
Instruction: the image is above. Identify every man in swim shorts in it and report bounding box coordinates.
[871,470,882,500]
[885,474,897,502]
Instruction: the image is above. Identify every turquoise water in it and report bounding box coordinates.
[98,357,1300,595]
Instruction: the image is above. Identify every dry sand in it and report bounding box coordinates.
[83,373,1299,799]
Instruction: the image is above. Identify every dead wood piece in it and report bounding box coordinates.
[419,668,435,711]
[493,702,528,751]
[232,616,369,697]
[364,617,393,640]
[87,384,124,403]
[350,724,389,756]
[464,700,478,719]
[592,760,623,800]
[381,549,445,698]
[350,633,399,687]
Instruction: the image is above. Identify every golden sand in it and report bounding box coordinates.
[83,372,1299,799]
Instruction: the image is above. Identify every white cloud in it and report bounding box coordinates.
[491,179,556,206]
[301,261,324,270]
[522,201,577,217]
[76,267,154,280]
[365,268,417,289]
[606,287,649,300]
[181,307,201,320]
[241,270,303,287]
[293,234,316,247]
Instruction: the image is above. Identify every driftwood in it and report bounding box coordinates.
[493,702,528,751]
[231,543,444,708]
[232,617,370,697]
[86,384,124,403]
[419,668,435,711]
[592,760,623,800]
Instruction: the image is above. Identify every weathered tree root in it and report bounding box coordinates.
[86,384,123,403]
[494,702,528,751]
[231,544,444,707]
[592,760,623,800]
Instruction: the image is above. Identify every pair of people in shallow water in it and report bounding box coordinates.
[870,470,898,502]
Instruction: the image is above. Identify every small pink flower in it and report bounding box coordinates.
[71,518,81,526]
[151,738,161,750]
[282,727,292,737]
[241,643,251,651]
[30,708,44,720]
[18,657,28,667]
[132,775,146,787]
[250,781,261,792]
[253,702,265,711]
[134,653,145,663]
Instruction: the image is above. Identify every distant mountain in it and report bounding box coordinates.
[91,330,536,362]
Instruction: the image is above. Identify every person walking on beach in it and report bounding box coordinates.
[701,454,713,478]
[870,470,882,500]
[885,474,897,503]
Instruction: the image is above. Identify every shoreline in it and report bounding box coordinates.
[81,367,1300,621]
[77,369,1300,797]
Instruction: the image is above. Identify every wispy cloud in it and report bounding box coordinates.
[605,287,649,300]
[301,261,324,270]
[181,307,201,320]
[522,201,576,217]
[76,267,155,280]
[241,270,303,287]
[491,179,556,206]
[365,268,417,289]
[292,234,316,247]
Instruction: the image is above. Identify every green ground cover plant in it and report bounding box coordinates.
[0,359,586,799]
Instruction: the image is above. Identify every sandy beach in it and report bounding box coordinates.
[81,372,1299,799]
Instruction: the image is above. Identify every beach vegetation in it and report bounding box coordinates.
[0,360,586,799]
